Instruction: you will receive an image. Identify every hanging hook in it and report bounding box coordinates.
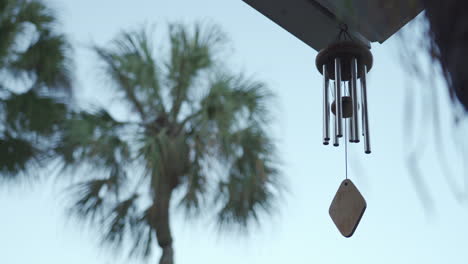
[339,23,348,32]
[336,23,354,42]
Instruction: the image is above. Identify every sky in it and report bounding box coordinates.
[1,1,468,264]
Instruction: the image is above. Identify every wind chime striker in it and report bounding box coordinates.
[316,40,373,154]
[316,30,373,238]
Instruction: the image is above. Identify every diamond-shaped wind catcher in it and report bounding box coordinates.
[329,179,366,237]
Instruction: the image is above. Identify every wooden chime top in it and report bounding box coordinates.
[316,41,373,81]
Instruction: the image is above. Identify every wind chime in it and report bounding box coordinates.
[316,26,372,238]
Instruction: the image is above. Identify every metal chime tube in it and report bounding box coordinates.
[333,111,339,147]
[347,81,354,142]
[360,64,371,154]
[323,65,330,145]
[350,57,360,143]
[334,58,343,138]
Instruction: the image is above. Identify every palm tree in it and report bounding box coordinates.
[0,0,72,180]
[56,23,282,264]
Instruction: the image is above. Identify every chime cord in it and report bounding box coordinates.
[344,80,349,180]
[345,121,349,180]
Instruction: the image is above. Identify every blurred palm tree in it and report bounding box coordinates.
[422,0,468,111]
[0,0,72,180]
[56,23,282,264]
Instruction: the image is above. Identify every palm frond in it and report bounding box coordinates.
[94,27,164,120]
[137,134,163,189]
[214,125,281,230]
[0,133,41,180]
[15,0,55,29]
[178,159,207,215]
[102,194,139,247]
[11,31,72,91]
[167,22,227,120]
[0,0,72,93]
[0,89,67,179]
[68,178,113,220]
[68,177,141,248]
[196,73,273,157]
[0,14,22,67]
[127,204,157,259]
[4,89,67,136]
[56,109,131,173]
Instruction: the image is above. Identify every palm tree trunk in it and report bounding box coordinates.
[153,184,175,264]
[422,0,468,110]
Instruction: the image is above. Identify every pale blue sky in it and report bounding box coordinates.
[1,1,468,264]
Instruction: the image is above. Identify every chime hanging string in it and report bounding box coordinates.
[344,82,349,180]
[332,80,349,180]
[345,120,349,180]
